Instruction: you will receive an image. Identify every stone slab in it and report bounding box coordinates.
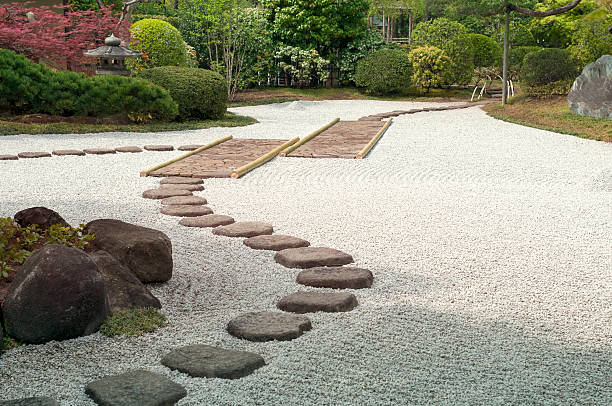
[212,221,273,238]
[0,398,60,406]
[296,267,373,289]
[52,150,85,156]
[142,189,192,199]
[274,247,353,269]
[277,291,358,313]
[227,311,311,342]
[83,148,116,155]
[243,234,310,251]
[179,215,235,228]
[178,145,204,151]
[0,154,18,160]
[115,146,143,153]
[144,145,174,151]
[161,344,265,379]
[160,205,213,217]
[161,196,207,206]
[160,177,204,185]
[17,152,51,158]
[161,184,204,192]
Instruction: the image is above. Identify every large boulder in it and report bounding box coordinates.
[14,207,70,230]
[84,219,173,283]
[568,55,612,119]
[3,245,110,344]
[88,251,161,315]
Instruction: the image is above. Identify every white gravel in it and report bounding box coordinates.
[0,100,611,405]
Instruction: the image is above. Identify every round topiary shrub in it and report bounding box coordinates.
[509,46,542,78]
[129,18,189,71]
[520,48,579,87]
[466,33,502,69]
[354,48,412,95]
[408,46,453,91]
[139,66,228,121]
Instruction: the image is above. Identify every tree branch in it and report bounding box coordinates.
[484,0,583,17]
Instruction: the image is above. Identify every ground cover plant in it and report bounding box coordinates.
[99,307,166,337]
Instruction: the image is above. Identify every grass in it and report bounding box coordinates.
[483,95,611,142]
[2,333,22,352]
[0,112,257,136]
[99,307,166,337]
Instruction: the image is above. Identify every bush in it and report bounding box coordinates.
[354,48,412,95]
[138,66,227,121]
[567,17,612,68]
[520,48,579,87]
[132,14,180,29]
[523,79,574,98]
[275,46,330,88]
[411,18,468,49]
[466,33,502,69]
[99,307,166,337]
[408,46,453,91]
[443,35,476,86]
[337,29,386,85]
[508,46,542,78]
[129,18,189,72]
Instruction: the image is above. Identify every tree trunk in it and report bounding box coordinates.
[502,6,510,106]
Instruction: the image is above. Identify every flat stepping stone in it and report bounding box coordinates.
[297,267,373,289]
[52,149,85,156]
[161,205,212,217]
[178,144,203,151]
[17,152,51,158]
[142,188,192,199]
[161,195,207,205]
[212,221,273,238]
[160,177,203,185]
[179,214,235,228]
[191,170,232,178]
[85,369,186,406]
[83,148,116,155]
[144,145,174,151]
[243,234,310,251]
[160,183,204,192]
[115,146,142,153]
[0,154,18,160]
[277,291,358,313]
[0,398,60,406]
[227,311,311,342]
[161,344,265,379]
[274,247,353,269]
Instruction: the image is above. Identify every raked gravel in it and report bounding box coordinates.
[0,100,611,405]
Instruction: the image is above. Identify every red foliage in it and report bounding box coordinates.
[0,3,129,71]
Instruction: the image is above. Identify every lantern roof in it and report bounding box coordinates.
[84,34,142,59]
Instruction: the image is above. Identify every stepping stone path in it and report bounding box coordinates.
[243,234,310,251]
[179,215,235,228]
[277,291,358,313]
[178,144,203,151]
[17,152,51,158]
[160,177,204,185]
[83,148,115,155]
[227,311,312,342]
[85,370,186,406]
[115,146,142,153]
[161,205,213,217]
[52,150,85,156]
[144,145,174,151]
[296,267,373,289]
[161,195,207,206]
[213,221,273,238]
[274,247,353,269]
[161,344,265,379]
[0,397,60,406]
[0,154,18,160]
[161,183,204,192]
[142,188,192,199]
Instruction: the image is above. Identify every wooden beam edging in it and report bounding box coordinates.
[355,118,393,160]
[279,118,340,157]
[230,138,299,179]
[139,135,233,177]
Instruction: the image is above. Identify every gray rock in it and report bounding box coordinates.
[277,291,358,313]
[274,247,353,269]
[296,267,374,289]
[179,215,235,228]
[0,323,3,354]
[144,145,174,151]
[3,245,109,344]
[160,184,204,192]
[142,189,192,199]
[160,177,203,185]
[212,221,273,238]
[568,55,612,119]
[243,234,310,251]
[85,370,186,406]
[14,207,70,230]
[0,397,60,406]
[160,205,213,217]
[227,311,311,342]
[161,344,265,379]
[115,146,143,153]
[161,196,207,206]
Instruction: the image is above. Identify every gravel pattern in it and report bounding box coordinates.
[0,100,611,405]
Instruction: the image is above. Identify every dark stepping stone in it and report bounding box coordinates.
[52,150,85,156]
[83,148,116,155]
[85,369,186,406]
[0,154,18,160]
[161,205,212,217]
[142,189,192,199]
[144,145,174,151]
[296,267,373,289]
[179,215,235,228]
[274,247,353,269]
[243,234,310,251]
[161,344,265,379]
[178,144,203,151]
[160,177,204,185]
[277,291,358,313]
[161,184,204,192]
[115,146,142,153]
[227,311,311,342]
[213,221,273,238]
[17,152,51,158]
[0,398,60,406]
[161,195,207,206]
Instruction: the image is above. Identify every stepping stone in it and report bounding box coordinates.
[0,154,18,160]
[144,145,174,151]
[277,291,358,313]
[160,177,204,185]
[179,214,235,228]
[0,397,60,406]
[274,247,353,269]
[52,149,85,156]
[17,152,51,158]
[296,267,373,289]
[191,170,232,178]
[161,205,212,217]
[142,188,192,199]
[212,221,273,238]
[243,234,310,251]
[178,144,203,151]
[160,183,204,192]
[115,146,142,153]
[161,195,207,206]
[161,344,265,379]
[227,311,311,342]
[85,369,186,406]
[83,148,116,155]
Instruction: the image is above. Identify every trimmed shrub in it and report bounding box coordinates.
[523,79,574,98]
[138,66,227,120]
[466,33,502,68]
[354,49,412,95]
[408,46,453,91]
[132,14,180,29]
[129,18,189,72]
[520,48,579,87]
[411,18,468,49]
[337,29,386,85]
[443,35,476,86]
[509,46,542,77]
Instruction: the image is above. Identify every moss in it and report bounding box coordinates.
[99,307,166,337]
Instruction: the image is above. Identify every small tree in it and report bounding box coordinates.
[408,46,453,91]
[275,46,330,88]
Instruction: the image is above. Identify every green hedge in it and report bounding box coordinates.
[509,46,542,77]
[129,18,189,72]
[466,33,502,68]
[132,14,180,29]
[138,66,227,121]
[354,49,412,95]
[520,48,579,87]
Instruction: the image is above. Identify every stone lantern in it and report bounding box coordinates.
[84,34,142,76]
